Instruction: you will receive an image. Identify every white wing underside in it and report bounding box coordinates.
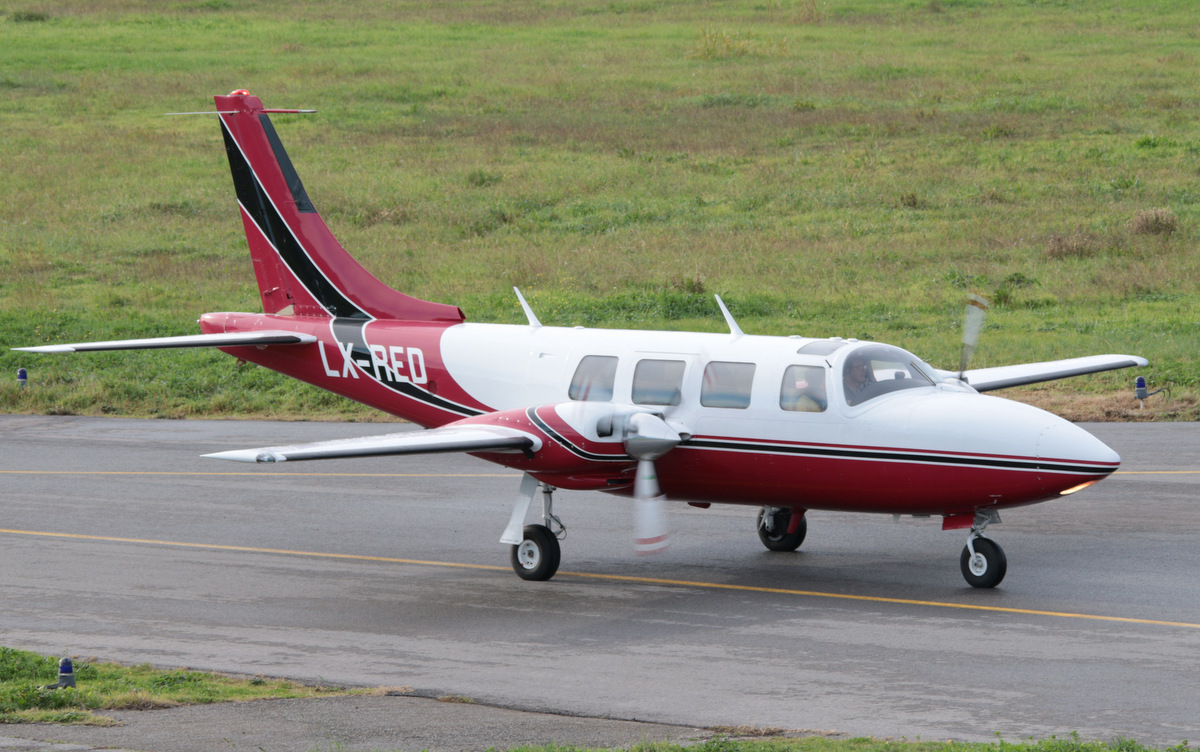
[203,424,541,463]
[955,354,1149,393]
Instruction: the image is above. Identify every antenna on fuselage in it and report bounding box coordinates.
[714,295,743,338]
[514,287,542,327]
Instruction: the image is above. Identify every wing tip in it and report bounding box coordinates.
[12,345,75,353]
[202,450,285,463]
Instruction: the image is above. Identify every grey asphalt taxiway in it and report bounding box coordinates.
[1,415,1198,751]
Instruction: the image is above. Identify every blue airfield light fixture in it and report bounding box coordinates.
[57,657,75,688]
[16,367,27,388]
[43,657,75,689]
[1134,375,1169,408]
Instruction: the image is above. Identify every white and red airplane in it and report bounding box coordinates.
[16,90,1148,588]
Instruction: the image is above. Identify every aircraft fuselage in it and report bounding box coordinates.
[204,311,1118,518]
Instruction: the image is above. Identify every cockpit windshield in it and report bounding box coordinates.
[840,345,937,406]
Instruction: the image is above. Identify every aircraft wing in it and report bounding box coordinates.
[203,424,540,463]
[957,354,1149,393]
[13,331,317,353]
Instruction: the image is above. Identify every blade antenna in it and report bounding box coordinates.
[514,287,542,327]
[714,295,744,338]
[959,293,990,381]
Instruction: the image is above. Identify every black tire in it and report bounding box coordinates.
[756,508,807,552]
[960,537,1007,588]
[510,524,561,581]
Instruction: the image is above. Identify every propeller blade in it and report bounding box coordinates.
[633,459,669,555]
[959,293,990,379]
[622,412,681,556]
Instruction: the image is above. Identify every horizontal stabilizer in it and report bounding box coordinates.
[203,424,541,463]
[957,354,1149,392]
[14,331,317,353]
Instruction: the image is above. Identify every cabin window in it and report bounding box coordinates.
[568,355,618,401]
[780,365,828,412]
[632,359,686,406]
[701,361,756,409]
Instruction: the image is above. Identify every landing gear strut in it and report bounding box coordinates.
[757,506,807,552]
[502,474,566,581]
[960,510,1006,588]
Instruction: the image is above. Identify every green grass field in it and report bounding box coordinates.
[1,0,1197,419]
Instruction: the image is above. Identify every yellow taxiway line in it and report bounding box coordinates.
[2,527,1198,631]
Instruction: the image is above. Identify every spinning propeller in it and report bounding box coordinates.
[621,411,681,555]
[959,293,990,381]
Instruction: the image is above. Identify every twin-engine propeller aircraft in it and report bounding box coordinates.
[16,90,1148,588]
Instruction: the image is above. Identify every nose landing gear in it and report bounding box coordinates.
[959,510,1006,588]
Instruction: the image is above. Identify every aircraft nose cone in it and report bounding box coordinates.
[900,393,1121,501]
[1036,417,1120,469]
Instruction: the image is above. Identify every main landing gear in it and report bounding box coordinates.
[502,474,566,581]
[512,523,561,581]
[960,510,1007,588]
[757,506,807,552]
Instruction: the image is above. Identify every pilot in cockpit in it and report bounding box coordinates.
[843,356,873,403]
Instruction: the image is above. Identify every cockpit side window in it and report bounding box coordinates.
[633,359,686,406]
[568,355,618,401]
[780,365,827,412]
[701,361,755,409]
[842,345,936,406]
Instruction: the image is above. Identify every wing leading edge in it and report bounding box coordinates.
[957,354,1149,393]
[203,424,541,463]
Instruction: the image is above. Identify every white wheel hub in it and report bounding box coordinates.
[969,552,988,576]
[516,539,541,570]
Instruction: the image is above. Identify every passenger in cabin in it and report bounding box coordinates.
[780,365,827,412]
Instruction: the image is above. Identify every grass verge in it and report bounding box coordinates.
[0,646,364,725]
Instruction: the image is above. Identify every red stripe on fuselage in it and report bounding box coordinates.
[688,433,1119,471]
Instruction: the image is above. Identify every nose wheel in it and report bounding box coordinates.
[959,510,1007,590]
[960,536,1006,588]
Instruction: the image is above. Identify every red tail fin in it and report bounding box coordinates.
[215,90,464,323]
